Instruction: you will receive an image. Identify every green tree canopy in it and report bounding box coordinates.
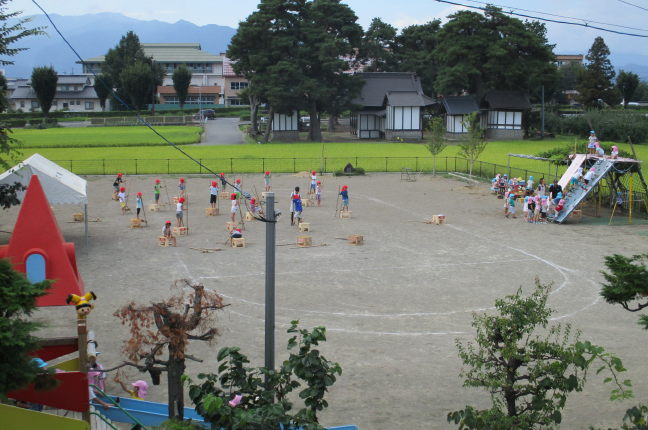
[394,20,442,95]
[617,70,640,108]
[30,66,58,119]
[434,8,557,100]
[119,61,153,115]
[361,18,397,72]
[0,259,56,395]
[172,64,192,110]
[630,80,648,102]
[600,253,648,331]
[93,73,113,112]
[102,31,147,108]
[577,37,621,108]
[0,0,46,66]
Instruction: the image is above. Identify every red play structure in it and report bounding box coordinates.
[0,175,84,306]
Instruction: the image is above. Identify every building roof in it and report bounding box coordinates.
[79,43,222,64]
[56,75,91,85]
[480,90,532,111]
[221,55,238,77]
[384,91,435,107]
[352,72,428,108]
[10,86,99,100]
[556,54,583,60]
[440,96,480,115]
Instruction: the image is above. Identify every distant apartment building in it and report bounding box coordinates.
[221,54,249,107]
[555,55,584,67]
[9,75,106,112]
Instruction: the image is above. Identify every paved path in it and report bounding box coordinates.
[196,118,244,145]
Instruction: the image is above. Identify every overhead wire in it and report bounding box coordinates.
[434,0,648,38]
[617,0,648,13]
[30,0,275,223]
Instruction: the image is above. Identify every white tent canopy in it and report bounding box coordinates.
[0,153,89,254]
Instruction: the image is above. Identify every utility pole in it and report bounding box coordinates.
[264,192,276,386]
[541,85,545,140]
[151,60,156,116]
[199,86,203,124]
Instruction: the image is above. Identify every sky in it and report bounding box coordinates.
[19,0,648,59]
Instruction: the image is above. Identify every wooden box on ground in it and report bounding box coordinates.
[432,214,445,225]
[261,192,267,199]
[158,236,169,247]
[245,212,255,221]
[298,222,311,232]
[220,191,229,200]
[348,235,364,245]
[206,208,219,216]
[301,198,311,208]
[73,213,84,222]
[570,209,582,222]
[297,236,312,247]
[172,226,187,236]
[231,237,245,248]
[340,211,352,219]
[130,219,142,228]
[226,222,238,232]
[148,204,160,212]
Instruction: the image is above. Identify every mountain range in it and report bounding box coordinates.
[6,13,648,82]
[5,13,238,78]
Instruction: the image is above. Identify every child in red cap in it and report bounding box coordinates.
[230,193,238,222]
[154,179,164,205]
[176,197,185,227]
[310,171,317,195]
[113,173,124,193]
[235,178,242,193]
[162,220,177,246]
[220,173,227,191]
[264,171,271,192]
[178,178,186,198]
[339,185,349,212]
[209,180,219,209]
[136,192,143,220]
[118,187,128,215]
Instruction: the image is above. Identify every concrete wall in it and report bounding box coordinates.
[385,129,423,141]
[485,128,524,140]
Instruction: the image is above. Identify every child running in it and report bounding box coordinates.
[162,220,177,246]
[154,179,164,205]
[339,185,349,213]
[113,173,125,193]
[178,178,186,198]
[264,171,271,192]
[136,192,143,220]
[209,181,219,209]
[176,197,185,227]
[230,193,238,222]
[118,187,127,215]
[316,181,323,207]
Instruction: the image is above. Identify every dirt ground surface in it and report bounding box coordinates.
[1,173,647,430]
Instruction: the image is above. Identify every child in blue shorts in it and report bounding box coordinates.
[339,185,349,212]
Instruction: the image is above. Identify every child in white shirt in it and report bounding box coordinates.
[209,181,219,209]
[230,193,238,222]
[310,171,317,195]
[118,187,127,215]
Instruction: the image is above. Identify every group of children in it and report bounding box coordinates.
[498,175,568,223]
[587,130,619,159]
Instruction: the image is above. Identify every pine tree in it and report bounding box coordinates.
[577,37,621,108]
[119,62,154,115]
[617,70,640,108]
[172,64,192,110]
[93,74,113,112]
[361,18,397,72]
[394,21,442,96]
[30,66,58,121]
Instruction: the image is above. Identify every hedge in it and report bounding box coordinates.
[542,110,648,144]
[28,118,58,125]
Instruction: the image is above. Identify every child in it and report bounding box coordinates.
[527,195,535,223]
[235,179,242,193]
[264,171,271,192]
[553,199,565,222]
[90,352,106,392]
[522,196,529,220]
[293,192,304,224]
[88,372,110,410]
[533,195,541,224]
[118,187,127,215]
[220,173,227,190]
[154,179,164,205]
[162,220,177,246]
[595,142,605,158]
[316,181,323,207]
[582,167,596,189]
[230,193,238,222]
[210,180,219,209]
[113,173,124,192]
[541,196,548,224]
[115,377,148,401]
[508,194,517,218]
[310,171,317,195]
[231,228,243,239]
[176,197,185,227]
[290,187,300,225]
[611,146,619,159]
[552,192,563,209]
[588,131,597,155]
[504,192,510,216]
[526,176,534,192]
[250,198,265,217]
[536,178,545,197]
[179,178,186,198]
[136,192,143,220]
[339,185,349,212]
[570,168,583,192]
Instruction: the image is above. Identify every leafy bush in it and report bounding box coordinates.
[239,113,251,121]
[536,140,634,165]
[2,119,26,127]
[153,419,205,430]
[543,110,648,144]
[24,123,62,130]
[28,118,57,126]
[333,166,365,176]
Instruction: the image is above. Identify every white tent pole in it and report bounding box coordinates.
[85,204,89,257]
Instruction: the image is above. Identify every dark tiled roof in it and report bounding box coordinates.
[481,90,532,110]
[385,91,435,107]
[11,86,99,100]
[440,96,480,115]
[352,72,426,108]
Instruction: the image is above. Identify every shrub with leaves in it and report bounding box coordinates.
[448,280,632,430]
[536,140,634,167]
[600,254,648,331]
[187,321,342,430]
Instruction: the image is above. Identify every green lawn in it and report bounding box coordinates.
[12,126,203,148]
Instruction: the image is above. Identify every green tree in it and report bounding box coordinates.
[617,70,640,108]
[434,8,556,100]
[102,31,147,108]
[448,281,633,430]
[630,80,648,102]
[172,64,192,110]
[30,66,57,121]
[556,62,584,104]
[0,259,56,395]
[577,37,621,108]
[394,21,441,95]
[425,116,446,177]
[119,61,153,115]
[361,18,397,72]
[600,253,648,331]
[0,0,46,66]
[458,112,486,187]
[93,73,113,112]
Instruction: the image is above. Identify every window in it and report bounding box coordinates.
[230,82,249,91]
[228,98,248,106]
[63,102,68,108]
[20,101,24,108]
[52,101,57,107]
[164,96,215,105]
[26,254,46,283]
[487,111,522,130]
[61,85,69,91]
[73,86,79,91]
[31,101,40,108]
[76,100,80,105]
[85,102,94,110]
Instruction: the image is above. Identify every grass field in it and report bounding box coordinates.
[12,126,203,148]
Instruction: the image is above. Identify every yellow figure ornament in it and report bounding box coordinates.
[66,291,97,319]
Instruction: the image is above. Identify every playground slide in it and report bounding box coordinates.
[554,158,615,223]
[557,154,586,191]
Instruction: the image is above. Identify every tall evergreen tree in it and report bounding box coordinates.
[394,21,442,95]
[577,37,621,108]
[93,73,113,112]
[30,66,58,120]
[361,18,397,72]
[102,31,147,108]
[120,62,154,115]
[172,64,192,110]
[617,70,640,108]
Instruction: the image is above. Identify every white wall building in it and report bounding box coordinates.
[10,75,107,112]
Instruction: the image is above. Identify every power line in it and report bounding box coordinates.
[435,0,648,38]
[460,0,648,33]
[617,0,648,13]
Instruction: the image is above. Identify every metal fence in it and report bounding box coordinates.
[51,156,568,183]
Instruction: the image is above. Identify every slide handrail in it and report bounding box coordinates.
[90,411,120,430]
[90,384,149,430]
